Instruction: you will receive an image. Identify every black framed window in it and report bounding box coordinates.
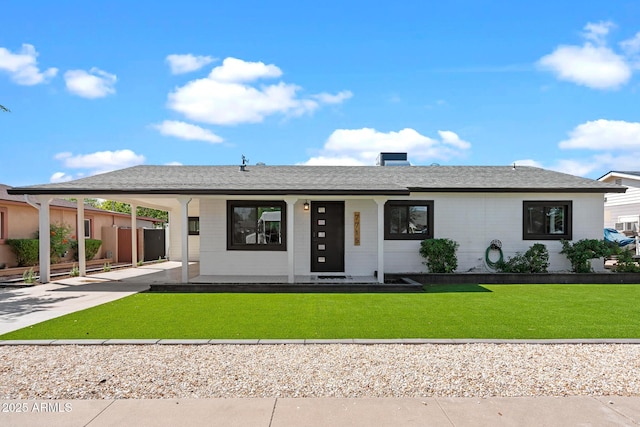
[227,201,286,250]
[188,217,200,235]
[84,218,92,239]
[384,200,434,240]
[523,201,572,240]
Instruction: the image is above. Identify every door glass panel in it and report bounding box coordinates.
[318,231,325,238]
[318,244,325,250]
[318,257,326,263]
[318,207,326,213]
[318,219,326,226]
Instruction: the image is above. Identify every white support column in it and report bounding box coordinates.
[179,197,191,283]
[130,203,138,267]
[76,198,86,276]
[285,198,297,284]
[375,197,386,284]
[36,196,51,284]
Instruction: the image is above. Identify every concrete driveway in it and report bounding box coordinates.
[0,261,193,335]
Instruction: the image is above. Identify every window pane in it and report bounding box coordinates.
[84,219,91,238]
[258,207,281,244]
[233,207,256,245]
[546,206,565,234]
[389,206,407,234]
[526,206,546,235]
[188,217,199,235]
[409,206,428,234]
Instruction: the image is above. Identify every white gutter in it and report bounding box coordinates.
[24,194,40,210]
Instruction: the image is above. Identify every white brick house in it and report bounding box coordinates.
[10,161,624,284]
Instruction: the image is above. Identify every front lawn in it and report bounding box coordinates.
[2,284,640,339]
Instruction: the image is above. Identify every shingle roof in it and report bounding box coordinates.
[7,165,625,196]
[1,183,107,211]
[1,183,165,222]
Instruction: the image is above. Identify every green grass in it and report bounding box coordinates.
[2,284,640,339]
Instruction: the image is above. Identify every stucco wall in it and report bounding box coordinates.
[0,201,159,267]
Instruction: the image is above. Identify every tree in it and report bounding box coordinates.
[98,200,168,224]
[66,197,102,208]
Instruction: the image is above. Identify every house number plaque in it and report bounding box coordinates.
[354,211,360,246]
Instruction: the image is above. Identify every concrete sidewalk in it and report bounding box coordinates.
[1,396,639,426]
[0,261,190,335]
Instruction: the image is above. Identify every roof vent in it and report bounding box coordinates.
[376,152,410,166]
[239,155,249,172]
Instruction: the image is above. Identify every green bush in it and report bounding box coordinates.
[419,238,459,273]
[560,239,613,273]
[496,243,549,273]
[34,223,72,264]
[611,248,640,273]
[6,239,39,267]
[70,239,102,261]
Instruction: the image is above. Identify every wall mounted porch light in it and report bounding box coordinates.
[303,201,310,211]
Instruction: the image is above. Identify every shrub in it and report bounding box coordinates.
[69,263,79,277]
[419,238,459,273]
[6,239,39,266]
[560,239,613,273]
[22,267,36,284]
[611,248,640,273]
[70,239,102,261]
[496,243,549,273]
[34,223,73,264]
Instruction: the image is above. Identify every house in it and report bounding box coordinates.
[8,157,624,284]
[598,171,640,234]
[0,184,165,268]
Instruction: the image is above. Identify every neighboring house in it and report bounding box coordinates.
[0,184,164,268]
[599,171,640,234]
[8,156,624,283]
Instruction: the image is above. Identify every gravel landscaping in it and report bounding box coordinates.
[1,344,639,399]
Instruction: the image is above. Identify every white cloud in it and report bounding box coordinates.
[49,172,74,183]
[302,156,367,166]
[165,161,183,166]
[621,32,640,57]
[519,119,640,177]
[559,119,640,150]
[64,67,117,98]
[0,44,57,85]
[583,21,615,45]
[538,44,631,89]
[54,149,145,175]
[303,128,471,165]
[311,90,353,104]
[512,159,543,168]
[208,57,282,82]
[538,21,634,89]
[166,54,216,74]
[167,57,351,125]
[153,120,223,143]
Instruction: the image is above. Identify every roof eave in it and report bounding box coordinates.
[407,187,626,193]
[7,188,411,196]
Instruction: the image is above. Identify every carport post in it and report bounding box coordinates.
[179,197,191,283]
[36,196,51,283]
[375,197,386,284]
[130,203,138,268]
[285,197,296,283]
[76,198,86,276]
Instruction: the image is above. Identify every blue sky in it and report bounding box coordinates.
[1,1,639,187]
